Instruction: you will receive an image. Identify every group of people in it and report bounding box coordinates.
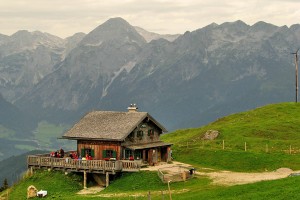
[50,148,65,158]
[50,149,93,161]
[68,152,79,159]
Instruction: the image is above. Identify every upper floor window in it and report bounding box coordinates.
[137,130,143,139]
[148,129,154,137]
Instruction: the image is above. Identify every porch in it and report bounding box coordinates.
[27,154,142,174]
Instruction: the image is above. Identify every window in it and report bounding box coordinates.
[81,148,94,157]
[125,149,133,159]
[134,150,142,160]
[102,150,116,158]
[148,129,154,136]
[137,130,143,139]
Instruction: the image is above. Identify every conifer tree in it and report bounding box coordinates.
[3,178,8,190]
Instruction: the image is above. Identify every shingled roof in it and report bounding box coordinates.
[62,111,167,141]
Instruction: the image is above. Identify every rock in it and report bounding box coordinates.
[276,168,293,173]
[27,185,38,199]
[202,130,219,140]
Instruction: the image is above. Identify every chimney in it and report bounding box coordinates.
[127,103,138,112]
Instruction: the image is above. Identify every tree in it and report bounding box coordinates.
[0,178,9,191]
[3,178,8,190]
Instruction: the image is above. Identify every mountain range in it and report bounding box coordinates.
[0,17,300,160]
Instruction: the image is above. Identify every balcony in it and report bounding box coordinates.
[27,154,142,174]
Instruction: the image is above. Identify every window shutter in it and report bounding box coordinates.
[102,150,107,158]
[112,150,116,158]
[81,149,85,157]
[91,149,95,157]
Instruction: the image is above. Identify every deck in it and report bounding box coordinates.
[27,154,142,174]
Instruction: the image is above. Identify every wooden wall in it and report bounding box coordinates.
[123,119,162,146]
[77,140,121,160]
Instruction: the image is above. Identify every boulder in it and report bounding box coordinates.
[202,130,219,140]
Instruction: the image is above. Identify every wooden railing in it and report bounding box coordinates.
[122,160,142,172]
[27,155,141,173]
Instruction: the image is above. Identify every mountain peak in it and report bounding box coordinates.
[251,21,278,31]
[104,17,130,26]
[219,20,249,30]
[80,17,146,45]
[11,30,31,38]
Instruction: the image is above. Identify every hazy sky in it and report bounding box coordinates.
[1,0,300,38]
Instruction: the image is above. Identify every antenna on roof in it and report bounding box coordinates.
[291,48,299,103]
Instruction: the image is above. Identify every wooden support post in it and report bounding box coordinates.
[148,191,151,200]
[38,157,41,168]
[167,181,172,200]
[106,172,109,187]
[83,171,87,189]
[51,157,53,169]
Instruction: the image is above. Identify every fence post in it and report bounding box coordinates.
[168,181,172,200]
[244,142,247,152]
[148,191,151,200]
[222,140,225,150]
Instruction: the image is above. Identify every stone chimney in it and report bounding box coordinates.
[127,103,138,112]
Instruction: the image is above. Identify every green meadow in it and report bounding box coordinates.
[4,102,300,199]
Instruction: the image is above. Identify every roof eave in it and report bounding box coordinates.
[60,136,123,141]
[146,113,168,133]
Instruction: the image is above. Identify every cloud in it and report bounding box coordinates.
[0,0,299,38]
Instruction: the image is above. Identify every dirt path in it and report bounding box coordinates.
[78,162,297,195]
[142,161,296,186]
[198,168,295,186]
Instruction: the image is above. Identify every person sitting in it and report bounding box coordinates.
[129,155,134,161]
[73,153,78,160]
[60,148,65,158]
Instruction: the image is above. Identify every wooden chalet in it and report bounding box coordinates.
[62,104,172,166]
[27,104,172,188]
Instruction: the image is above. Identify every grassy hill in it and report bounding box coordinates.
[5,169,300,199]
[161,102,300,171]
[4,102,300,199]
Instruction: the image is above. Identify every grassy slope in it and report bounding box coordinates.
[8,170,82,200]
[6,170,300,199]
[6,102,300,199]
[161,102,300,171]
